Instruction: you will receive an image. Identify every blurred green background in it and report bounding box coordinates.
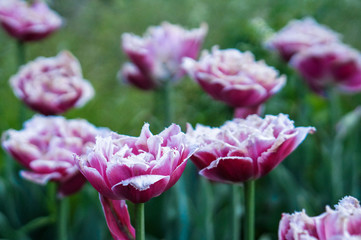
[1,0,361,239]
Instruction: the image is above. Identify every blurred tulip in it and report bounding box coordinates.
[76,123,196,203]
[120,22,208,90]
[100,195,135,240]
[291,42,361,95]
[183,47,285,117]
[2,115,105,197]
[265,17,340,61]
[279,196,361,240]
[0,0,62,42]
[10,51,94,115]
[278,211,318,240]
[186,114,315,183]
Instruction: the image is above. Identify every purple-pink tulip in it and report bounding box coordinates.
[265,17,340,61]
[10,51,94,115]
[291,42,361,95]
[120,22,208,90]
[100,195,135,240]
[186,114,315,183]
[279,196,361,240]
[183,47,286,117]
[0,0,62,42]
[76,123,196,203]
[2,115,105,197]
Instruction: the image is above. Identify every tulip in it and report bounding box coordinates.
[187,114,314,183]
[265,17,340,61]
[120,22,208,90]
[10,51,95,115]
[100,195,135,240]
[0,0,62,42]
[290,42,361,95]
[76,123,196,203]
[2,115,104,197]
[183,47,286,117]
[279,196,361,240]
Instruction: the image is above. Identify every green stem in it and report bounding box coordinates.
[202,179,214,240]
[329,89,343,200]
[58,197,69,240]
[17,40,26,66]
[232,185,240,240]
[135,203,145,240]
[244,180,255,240]
[155,80,172,127]
[20,216,55,234]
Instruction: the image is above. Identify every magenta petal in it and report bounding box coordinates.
[121,63,155,90]
[57,173,87,198]
[164,158,188,191]
[257,127,315,178]
[20,170,62,184]
[199,157,254,183]
[99,195,135,240]
[111,175,170,203]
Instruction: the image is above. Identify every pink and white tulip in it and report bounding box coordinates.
[76,123,196,203]
[0,0,62,42]
[100,195,135,240]
[265,17,340,61]
[2,115,105,197]
[120,22,208,90]
[10,51,94,115]
[291,42,361,95]
[183,47,285,116]
[279,196,361,240]
[186,114,315,184]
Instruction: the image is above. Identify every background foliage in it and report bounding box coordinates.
[1,0,361,239]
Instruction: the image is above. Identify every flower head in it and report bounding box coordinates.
[265,17,340,61]
[120,22,208,90]
[183,47,285,111]
[10,51,94,115]
[291,42,361,95]
[186,114,315,183]
[279,196,361,240]
[2,115,105,197]
[0,0,62,42]
[76,123,196,203]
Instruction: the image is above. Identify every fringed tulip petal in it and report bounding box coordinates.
[100,195,135,240]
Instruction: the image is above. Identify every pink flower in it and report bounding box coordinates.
[2,115,105,197]
[0,0,62,42]
[278,196,361,240]
[265,17,340,61]
[291,42,361,95]
[100,195,135,240]
[315,196,361,239]
[10,51,94,115]
[186,114,315,183]
[120,22,208,90]
[278,211,318,240]
[76,123,196,203]
[183,47,286,116]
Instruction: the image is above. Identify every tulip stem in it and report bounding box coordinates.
[17,40,26,66]
[232,185,241,240]
[58,197,69,240]
[244,180,255,240]
[135,203,145,240]
[155,80,172,126]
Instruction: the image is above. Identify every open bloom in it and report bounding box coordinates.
[100,195,135,240]
[0,0,62,42]
[186,114,315,183]
[2,115,105,197]
[291,42,361,95]
[120,22,208,90]
[10,51,94,115]
[183,47,286,117]
[76,123,196,203]
[265,17,340,61]
[279,196,361,240]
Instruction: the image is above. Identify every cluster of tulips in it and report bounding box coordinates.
[1,0,361,239]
